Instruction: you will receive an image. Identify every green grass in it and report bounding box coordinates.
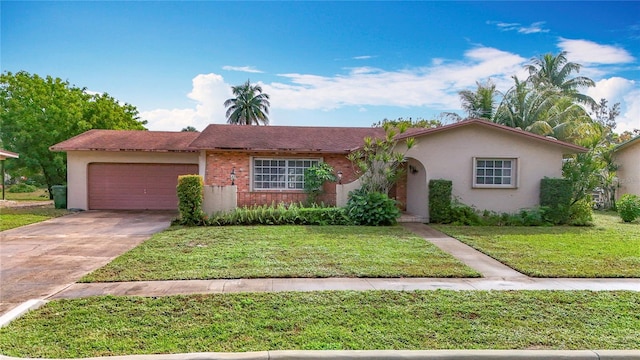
[434,212,640,278]
[0,206,69,231]
[0,291,638,358]
[4,187,51,201]
[81,226,480,282]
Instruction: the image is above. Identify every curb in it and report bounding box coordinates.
[0,299,47,328]
[1,350,640,360]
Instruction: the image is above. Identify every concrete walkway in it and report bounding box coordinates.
[47,222,640,300]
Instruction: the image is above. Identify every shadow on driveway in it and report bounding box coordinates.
[0,210,175,315]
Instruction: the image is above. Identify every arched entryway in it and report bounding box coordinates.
[405,158,428,221]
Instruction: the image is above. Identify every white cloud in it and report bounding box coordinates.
[488,21,549,34]
[352,55,374,60]
[558,38,635,65]
[140,73,232,131]
[263,46,526,111]
[587,77,640,133]
[222,65,264,73]
[140,46,530,130]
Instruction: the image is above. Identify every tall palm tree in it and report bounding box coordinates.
[458,80,498,120]
[224,80,271,125]
[525,51,596,106]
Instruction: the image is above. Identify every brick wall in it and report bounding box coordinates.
[205,151,358,207]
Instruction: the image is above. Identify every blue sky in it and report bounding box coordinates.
[2,1,639,132]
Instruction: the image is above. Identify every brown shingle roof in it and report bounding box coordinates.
[189,124,386,153]
[50,129,200,152]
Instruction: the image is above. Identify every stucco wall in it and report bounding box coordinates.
[66,151,199,210]
[400,124,570,220]
[616,140,640,197]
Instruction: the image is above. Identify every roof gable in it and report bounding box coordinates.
[615,135,640,153]
[50,130,200,152]
[396,118,587,153]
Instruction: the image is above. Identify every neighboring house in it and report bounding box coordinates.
[614,135,640,198]
[50,119,586,221]
[1,149,20,200]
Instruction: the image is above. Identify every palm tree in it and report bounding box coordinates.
[458,80,498,120]
[224,80,270,125]
[525,51,596,106]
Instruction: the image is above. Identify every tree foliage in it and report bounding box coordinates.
[303,162,337,206]
[458,79,498,120]
[347,123,415,195]
[224,79,270,125]
[0,71,147,195]
[372,117,442,129]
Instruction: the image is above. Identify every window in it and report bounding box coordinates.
[474,158,516,188]
[253,158,320,190]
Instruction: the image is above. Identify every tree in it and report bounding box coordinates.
[224,79,270,125]
[458,80,498,119]
[372,117,442,128]
[0,71,146,197]
[181,126,198,132]
[525,51,596,106]
[347,123,415,195]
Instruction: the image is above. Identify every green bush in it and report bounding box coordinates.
[176,175,205,226]
[346,188,400,226]
[617,194,640,223]
[429,179,452,223]
[540,178,572,224]
[449,202,483,226]
[569,199,594,226]
[7,183,38,193]
[207,203,351,226]
[303,163,337,206]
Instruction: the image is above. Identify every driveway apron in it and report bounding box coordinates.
[0,210,174,315]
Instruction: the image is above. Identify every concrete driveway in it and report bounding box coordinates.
[0,210,175,315]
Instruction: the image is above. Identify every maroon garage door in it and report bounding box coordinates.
[88,163,199,210]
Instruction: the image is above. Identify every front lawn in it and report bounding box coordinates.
[81,226,480,281]
[4,187,50,201]
[1,291,637,358]
[434,212,640,277]
[0,207,69,231]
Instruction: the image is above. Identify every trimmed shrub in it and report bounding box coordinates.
[429,179,452,223]
[346,188,400,226]
[303,163,337,206]
[176,175,205,226]
[569,199,594,226]
[617,194,640,223]
[207,203,351,226]
[8,183,37,193]
[540,178,572,224]
[297,207,351,225]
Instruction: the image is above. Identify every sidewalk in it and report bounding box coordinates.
[47,223,640,300]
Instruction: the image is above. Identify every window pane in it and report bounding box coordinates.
[477,160,485,167]
[504,160,511,168]
[476,177,484,184]
[504,178,511,185]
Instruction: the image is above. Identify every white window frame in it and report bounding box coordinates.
[251,157,322,191]
[473,157,518,189]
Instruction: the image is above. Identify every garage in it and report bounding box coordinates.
[88,163,199,210]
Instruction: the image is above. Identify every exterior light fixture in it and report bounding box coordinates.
[230,167,236,186]
[337,171,343,184]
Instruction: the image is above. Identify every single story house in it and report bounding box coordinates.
[614,135,640,198]
[50,119,586,221]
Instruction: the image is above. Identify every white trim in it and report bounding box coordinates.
[250,157,322,191]
[472,157,518,189]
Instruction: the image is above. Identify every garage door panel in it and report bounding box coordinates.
[88,163,198,210]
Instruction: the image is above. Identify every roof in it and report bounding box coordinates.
[614,135,640,152]
[189,124,386,153]
[50,119,588,154]
[49,129,200,152]
[395,118,588,153]
[0,149,19,160]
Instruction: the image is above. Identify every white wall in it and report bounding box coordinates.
[399,124,572,221]
[616,140,640,197]
[66,151,199,210]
